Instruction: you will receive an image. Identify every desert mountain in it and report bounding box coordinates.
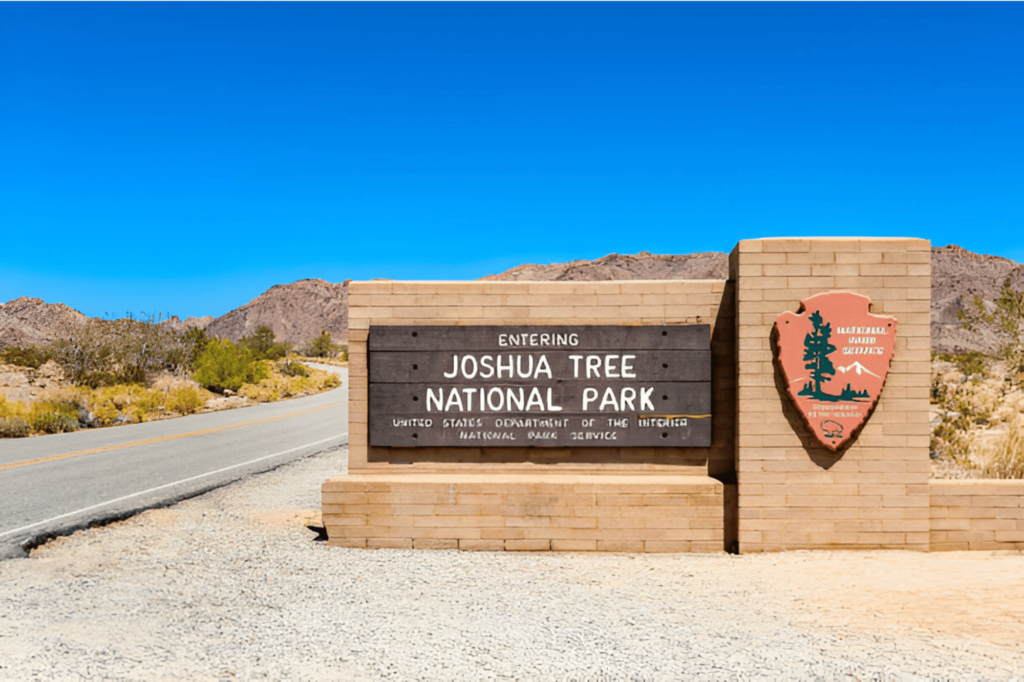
[2,246,1020,355]
[205,279,349,345]
[482,251,729,282]
[0,297,88,349]
[929,245,1024,355]
[162,316,214,334]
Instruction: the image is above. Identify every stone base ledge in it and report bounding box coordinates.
[930,479,1024,551]
[322,473,724,553]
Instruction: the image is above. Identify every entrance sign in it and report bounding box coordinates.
[774,292,897,452]
[368,325,712,447]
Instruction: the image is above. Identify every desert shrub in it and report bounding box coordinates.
[31,412,80,434]
[240,326,292,361]
[0,345,51,369]
[129,405,147,423]
[0,395,28,420]
[959,279,1024,384]
[192,340,269,393]
[164,326,210,375]
[51,313,206,385]
[93,403,119,427]
[983,414,1024,479]
[279,359,309,377]
[318,371,342,390]
[239,382,281,402]
[0,417,31,438]
[937,351,989,377]
[135,389,164,412]
[239,365,339,403]
[303,330,342,358]
[167,387,204,414]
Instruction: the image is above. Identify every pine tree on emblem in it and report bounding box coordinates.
[803,310,837,400]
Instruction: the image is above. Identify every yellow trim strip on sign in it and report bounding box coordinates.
[638,414,712,420]
[0,402,343,473]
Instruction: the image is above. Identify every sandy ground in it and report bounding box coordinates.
[1,446,1022,679]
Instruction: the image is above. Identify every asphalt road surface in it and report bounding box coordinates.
[0,365,348,559]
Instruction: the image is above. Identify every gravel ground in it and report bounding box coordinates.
[1,446,1023,680]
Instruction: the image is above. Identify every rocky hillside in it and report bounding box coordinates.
[3,247,1022,354]
[930,245,1024,355]
[205,279,349,345]
[0,297,88,349]
[483,251,729,282]
[162,316,214,334]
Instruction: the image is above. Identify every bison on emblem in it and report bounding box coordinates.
[774,292,897,452]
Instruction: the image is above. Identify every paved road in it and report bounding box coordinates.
[0,365,348,559]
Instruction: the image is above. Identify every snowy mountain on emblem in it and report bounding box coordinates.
[836,362,881,378]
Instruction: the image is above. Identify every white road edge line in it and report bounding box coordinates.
[0,434,348,541]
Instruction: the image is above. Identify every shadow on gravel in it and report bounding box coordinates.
[306,525,328,542]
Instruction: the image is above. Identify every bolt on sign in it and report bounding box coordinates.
[368,325,712,448]
[774,292,897,452]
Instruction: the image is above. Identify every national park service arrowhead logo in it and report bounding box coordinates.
[774,292,897,452]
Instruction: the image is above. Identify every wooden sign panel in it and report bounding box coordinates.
[368,325,712,448]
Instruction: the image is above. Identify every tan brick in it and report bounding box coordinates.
[413,539,458,550]
[505,539,551,551]
[551,540,598,551]
[367,538,413,549]
[458,539,505,551]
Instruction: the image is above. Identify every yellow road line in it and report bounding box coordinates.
[0,402,344,473]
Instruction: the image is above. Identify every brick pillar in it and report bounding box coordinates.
[733,238,931,552]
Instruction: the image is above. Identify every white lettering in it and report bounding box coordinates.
[525,387,545,411]
[444,389,464,412]
[599,387,618,411]
[426,388,443,412]
[496,355,514,379]
[443,355,458,379]
[487,387,504,411]
[640,387,655,411]
[620,387,636,411]
[506,387,525,411]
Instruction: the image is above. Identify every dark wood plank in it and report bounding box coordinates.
[369,412,712,448]
[368,325,710,351]
[369,350,712,384]
[369,381,711,416]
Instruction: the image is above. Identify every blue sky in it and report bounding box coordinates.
[2,3,1022,319]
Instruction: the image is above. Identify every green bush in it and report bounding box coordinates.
[93,403,119,426]
[167,387,204,414]
[0,345,51,369]
[304,330,342,358]
[31,412,80,434]
[0,417,31,438]
[279,359,309,377]
[240,326,292,361]
[192,340,270,393]
[937,351,989,377]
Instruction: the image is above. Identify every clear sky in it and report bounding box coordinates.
[2,3,1022,319]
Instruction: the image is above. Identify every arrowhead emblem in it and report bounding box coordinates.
[773,292,897,452]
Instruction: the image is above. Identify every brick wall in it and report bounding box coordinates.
[346,280,735,477]
[324,473,724,552]
[931,480,1024,551]
[734,238,932,552]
